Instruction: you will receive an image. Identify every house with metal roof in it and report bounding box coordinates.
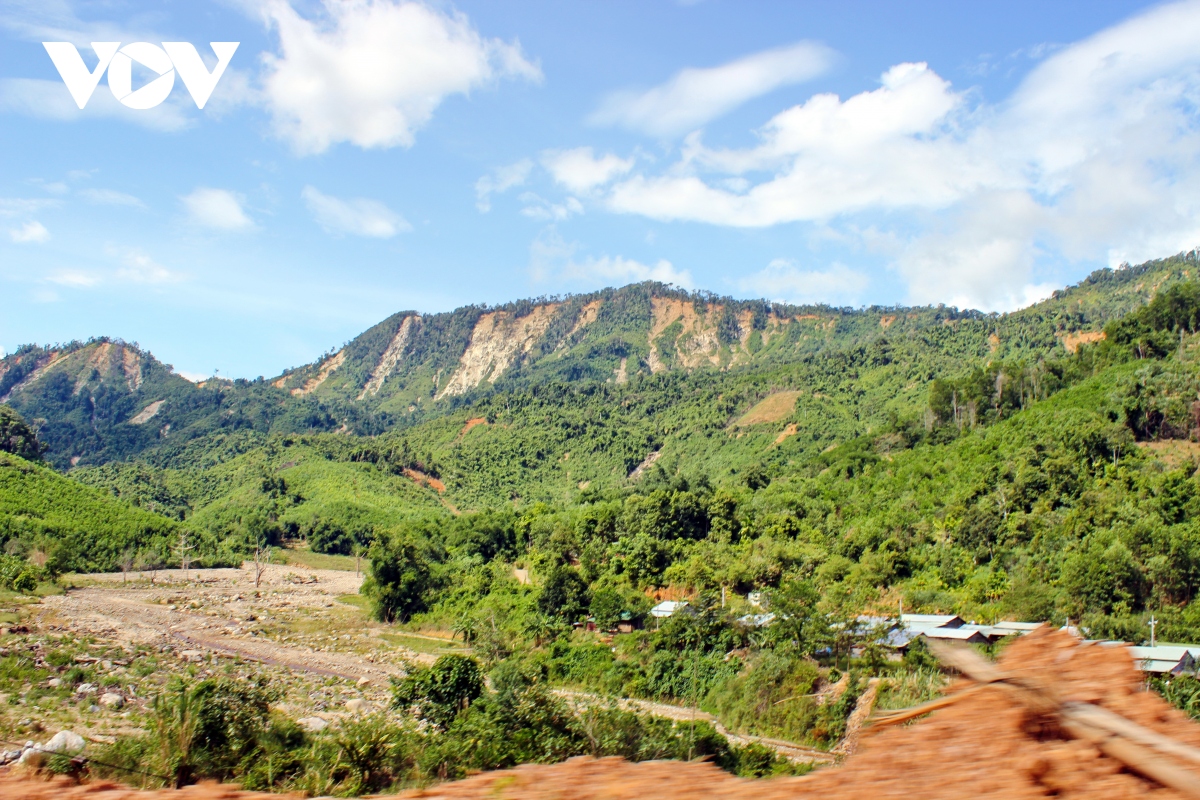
[649,600,689,619]
[900,613,966,629]
[883,625,992,649]
[1128,645,1198,675]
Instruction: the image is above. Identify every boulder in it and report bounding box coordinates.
[46,678,62,688]
[356,676,371,687]
[75,683,97,695]
[44,731,85,755]
[18,730,84,767]
[98,693,124,709]
[297,716,329,733]
[344,698,367,713]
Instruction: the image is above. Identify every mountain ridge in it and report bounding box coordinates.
[3,252,1198,470]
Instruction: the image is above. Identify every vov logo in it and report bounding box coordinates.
[43,42,239,110]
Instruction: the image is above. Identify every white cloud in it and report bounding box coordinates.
[116,250,184,284]
[0,197,59,218]
[181,188,254,230]
[519,194,583,222]
[590,41,834,137]
[9,220,49,243]
[531,229,692,289]
[0,78,193,132]
[79,188,145,208]
[301,185,410,238]
[590,0,1200,311]
[542,147,634,194]
[607,62,980,226]
[475,159,532,212]
[259,0,541,154]
[47,269,99,287]
[739,260,868,305]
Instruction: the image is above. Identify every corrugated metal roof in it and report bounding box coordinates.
[649,601,688,618]
[900,614,965,629]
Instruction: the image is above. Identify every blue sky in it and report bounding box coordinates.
[2,0,1198,379]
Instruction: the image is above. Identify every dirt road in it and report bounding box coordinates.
[38,564,429,684]
[553,690,837,764]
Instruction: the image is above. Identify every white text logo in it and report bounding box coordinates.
[43,42,239,110]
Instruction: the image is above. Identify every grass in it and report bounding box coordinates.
[277,545,359,572]
[380,632,471,657]
[336,594,369,609]
[735,391,803,426]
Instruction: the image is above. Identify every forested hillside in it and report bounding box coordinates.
[5,252,1200,628]
[4,253,1196,471]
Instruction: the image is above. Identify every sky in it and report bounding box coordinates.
[2,0,1199,379]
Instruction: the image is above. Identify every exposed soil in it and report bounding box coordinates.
[736,391,803,426]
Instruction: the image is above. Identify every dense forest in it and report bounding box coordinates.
[7,253,1200,788]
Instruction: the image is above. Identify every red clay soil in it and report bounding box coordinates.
[4,629,1199,799]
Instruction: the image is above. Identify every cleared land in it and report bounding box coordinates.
[735,391,802,426]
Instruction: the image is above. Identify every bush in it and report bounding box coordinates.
[392,655,484,729]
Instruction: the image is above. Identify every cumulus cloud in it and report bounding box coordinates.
[9,220,49,243]
[259,0,541,154]
[531,229,692,289]
[590,41,834,137]
[739,259,869,305]
[301,185,410,238]
[181,188,254,230]
[519,194,583,222]
[475,159,532,212]
[542,147,634,194]
[591,0,1200,310]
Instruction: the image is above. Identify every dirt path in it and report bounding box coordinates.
[553,690,835,765]
[833,677,881,756]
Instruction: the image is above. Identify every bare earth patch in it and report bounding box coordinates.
[736,391,803,426]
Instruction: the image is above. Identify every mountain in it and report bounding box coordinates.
[4,253,1197,472]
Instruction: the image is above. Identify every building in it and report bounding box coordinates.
[650,600,688,619]
[1127,645,1198,675]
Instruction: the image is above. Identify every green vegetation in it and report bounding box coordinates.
[0,451,178,574]
[11,252,1200,788]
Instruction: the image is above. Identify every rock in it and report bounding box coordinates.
[344,698,367,713]
[46,678,62,688]
[297,716,328,733]
[356,676,371,687]
[18,730,84,767]
[179,650,205,662]
[44,731,85,755]
[101,660,112,670]
[75,683,97,695]
[87,705,100,713]
[98,693,124,709]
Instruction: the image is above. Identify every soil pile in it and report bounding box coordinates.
[4,628,1199,799]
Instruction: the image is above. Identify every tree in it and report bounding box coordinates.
[253,541,272,589]
[119,548,136,584]
[391,654,483,729]
[0,405,43,461]
[362,534,433,623]
[175,531,195,581]
[537,565,590,622]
